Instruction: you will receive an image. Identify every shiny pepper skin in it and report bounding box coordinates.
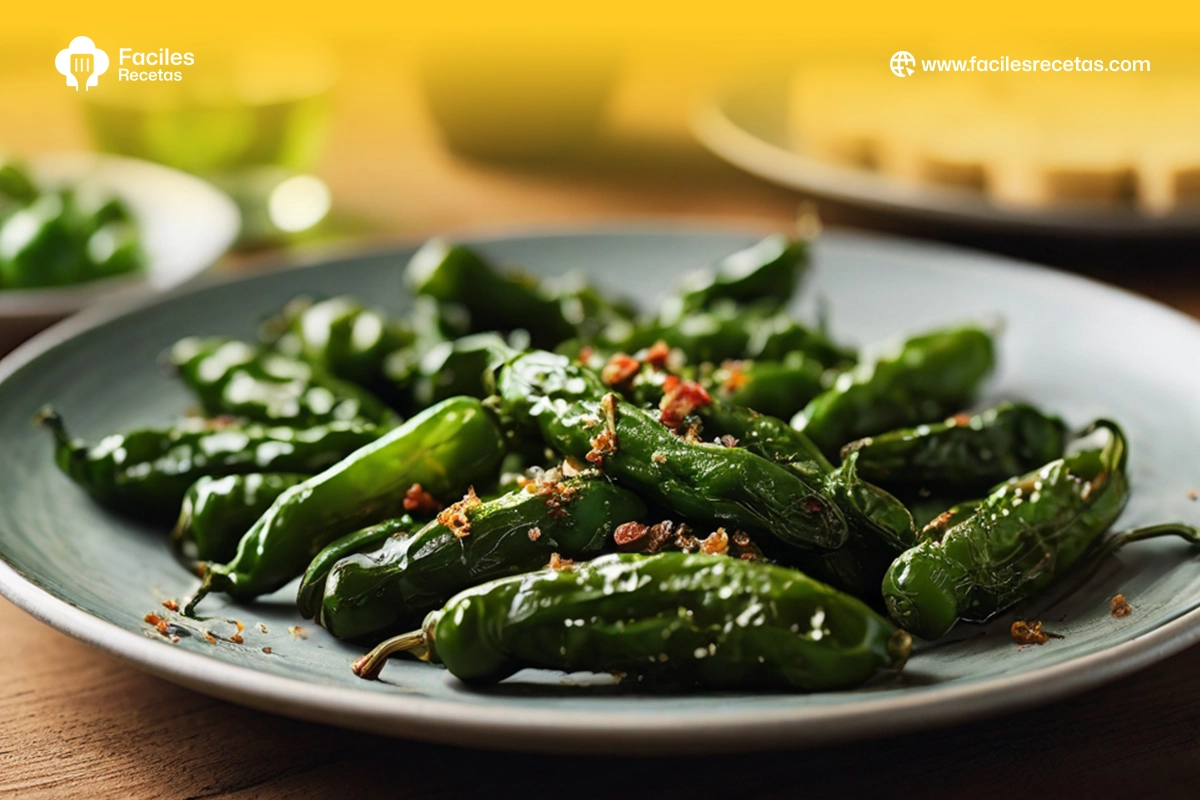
[189,396,506,609]
[171,473,307,565]
[843,402,1068,494]
[882,420,1129,640]
[497,351,850,552]
[296,515,420,620]
[39,408,381,521]
[423,552,911,690]
[793,326,996,459]
[315,477,646,640]
[169,337,397,427]
[268,296,416,403]
[406,239,576,349]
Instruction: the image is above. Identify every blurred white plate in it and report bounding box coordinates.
[0,153,239,351]
[692,72,1200,237]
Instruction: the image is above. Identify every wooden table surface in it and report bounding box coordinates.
[4,57,1200,799]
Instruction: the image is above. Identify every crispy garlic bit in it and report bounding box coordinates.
[437,487,482,538]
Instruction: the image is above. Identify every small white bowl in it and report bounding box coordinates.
[0,153,240,352]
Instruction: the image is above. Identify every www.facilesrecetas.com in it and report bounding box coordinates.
[923,56,1150,73]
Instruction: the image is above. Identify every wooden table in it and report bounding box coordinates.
[4,56,1200,799]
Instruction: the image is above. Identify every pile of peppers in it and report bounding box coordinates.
[41,231,1200,693]
[0,158,145,289]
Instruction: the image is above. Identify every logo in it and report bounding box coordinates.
[56,36,110,91]
[890,50,916,78]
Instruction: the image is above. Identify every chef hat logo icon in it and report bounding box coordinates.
[55,36,110,91]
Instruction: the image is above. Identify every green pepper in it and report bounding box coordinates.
[354,552,911,691]
[497,351,849,551]
[169,337,397,427]
[843,402,1068,493]
[747,312,858,369]
[406,239,575,348]
[265,296,415,402]
[38,409,381,521]
[668,234,809,315]
[86,221,144,280]
[80,195,133,235]
[296,515,420,620]
[187,396,507,611]
[882,420,1129,640]
[0,159,37,204]
[410,332,515,409]
[0,193,88,288]
[171,473,308,565]
[794,326,996,458]
[710,355,827,429]
[316,476,647,640]
[541,271,638,343]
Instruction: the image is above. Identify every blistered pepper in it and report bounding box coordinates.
[354,552,911,691]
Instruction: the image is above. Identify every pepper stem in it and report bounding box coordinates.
[352,630,428,681]
[1093,523,1200,563]
[34,406,71,446]
[183,568,230,617]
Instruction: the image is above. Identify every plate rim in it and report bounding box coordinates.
[691,73,1200,237]
[3,224,1200,754]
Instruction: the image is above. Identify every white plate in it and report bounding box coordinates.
[0,153,239,350]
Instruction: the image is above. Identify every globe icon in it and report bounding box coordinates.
[890,51,916,78]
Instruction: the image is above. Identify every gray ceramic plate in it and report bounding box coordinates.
[692,72,1200,236]
[2,227,1199,754]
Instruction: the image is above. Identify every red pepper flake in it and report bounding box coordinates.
[642,340,671,368]
[160,599,179,612]
[601,353,641,387]
[719,360,750,394]
[528,526,542,542]
[547,552,576,570]
[437,486,483,538]
[403,483,443,514]
[155,620,171,636]
[659,379,712,430]
[1111,594,1133,618]
[262,646,273,655]
[700,528,730,556]
[144,612,161,626]
[613,521,649,550]
[230,634,244,644]
[1011,619,1055,645]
